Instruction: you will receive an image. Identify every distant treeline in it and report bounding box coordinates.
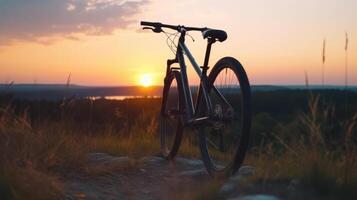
[0,85,163,100]
[1,84,357,100]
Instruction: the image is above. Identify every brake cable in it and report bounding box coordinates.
[162,30,195,56]
[163,30,178,56]
[186,32,195,42]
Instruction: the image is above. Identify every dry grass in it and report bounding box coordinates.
[1,92,356,199]
[0,104,89,199]
[188,180,223,200]
[1,166,64,200]
[244,94,357,199]
[84,113,201,159]
[0,99,201,199]
[178,131,201,158]
[187,94,357,199]
[86,131,159,158]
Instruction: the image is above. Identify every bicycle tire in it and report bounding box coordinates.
[198,57,251,177]
[159,71,185,159]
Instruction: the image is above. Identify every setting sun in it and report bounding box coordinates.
[139,74,153,87]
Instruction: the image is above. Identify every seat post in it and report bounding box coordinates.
[202,38,215,74]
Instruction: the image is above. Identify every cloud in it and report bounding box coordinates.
[0,0,148,45]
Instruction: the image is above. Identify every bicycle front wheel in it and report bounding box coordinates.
[159,71,184,159]
[199,57,251,177]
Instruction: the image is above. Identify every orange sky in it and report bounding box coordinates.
[0,0,356,86]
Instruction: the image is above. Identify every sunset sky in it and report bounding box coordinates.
[0,0,356,86]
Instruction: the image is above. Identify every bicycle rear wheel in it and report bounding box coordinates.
[198,57,251,177]
[159,71,185,159]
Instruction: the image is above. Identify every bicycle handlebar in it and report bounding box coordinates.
[140,21,207,32]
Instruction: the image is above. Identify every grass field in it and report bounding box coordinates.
[0,90,356,199]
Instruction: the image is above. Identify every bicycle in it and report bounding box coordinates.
[141,21,251,177]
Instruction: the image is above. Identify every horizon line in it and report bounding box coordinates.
[1,83,357,87]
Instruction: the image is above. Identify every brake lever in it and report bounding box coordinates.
[142,26,162,33]
[143,27,153,31]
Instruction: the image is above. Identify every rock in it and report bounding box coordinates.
[220,182,237,195]
[238,166,255,177]
[108,157,132,164]
[140,156,166,166]
[87,153,113,162]
[70,154,264,200]
[287,178,302,200]
[86,153,133,168]
[178,169,208,177]
[219,165,256,196]
[65,179,126,200]
[224,166,255,183]
[287,179,300,190]
[175,157,204,168]
[228,194,281,200]
[141,189,151,194]
[75,192,86,199]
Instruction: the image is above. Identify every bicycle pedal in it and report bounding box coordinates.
[187,117,209,127]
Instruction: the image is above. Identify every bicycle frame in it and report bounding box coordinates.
[143,21,251,175]
[164,29,215,124]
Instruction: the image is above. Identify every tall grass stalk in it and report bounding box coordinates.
[245,93,357,199]
[344,32,349,91]
[0,104,84,199]
[322,38,326,88]
[344,32,349,115]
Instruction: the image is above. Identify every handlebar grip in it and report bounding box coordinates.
[140,21,161,27]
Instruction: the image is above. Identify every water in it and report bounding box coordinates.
[87,95,161,100]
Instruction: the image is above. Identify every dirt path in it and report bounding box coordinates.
[63,153,280,200]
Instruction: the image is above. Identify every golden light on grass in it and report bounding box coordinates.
[139,73,153,87]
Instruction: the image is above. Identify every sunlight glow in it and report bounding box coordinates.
[139,74,153,87]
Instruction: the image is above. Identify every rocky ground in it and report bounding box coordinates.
[63,153,294,200]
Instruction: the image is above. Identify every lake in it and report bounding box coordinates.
[87,95,161,100]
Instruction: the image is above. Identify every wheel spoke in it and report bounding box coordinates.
[199,61,251,175]
[211,85,234,111]
[206,137,219,150]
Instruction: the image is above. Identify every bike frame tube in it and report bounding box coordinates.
[175,35,213,121]
[179,42,213,115]
[177,44,195,118]
[179,42,202,77]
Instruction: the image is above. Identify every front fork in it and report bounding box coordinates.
[160,58,178,116]
[165,59,178,77]
[162,38,215,124]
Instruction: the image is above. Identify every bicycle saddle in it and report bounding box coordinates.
[202,29,227,42]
